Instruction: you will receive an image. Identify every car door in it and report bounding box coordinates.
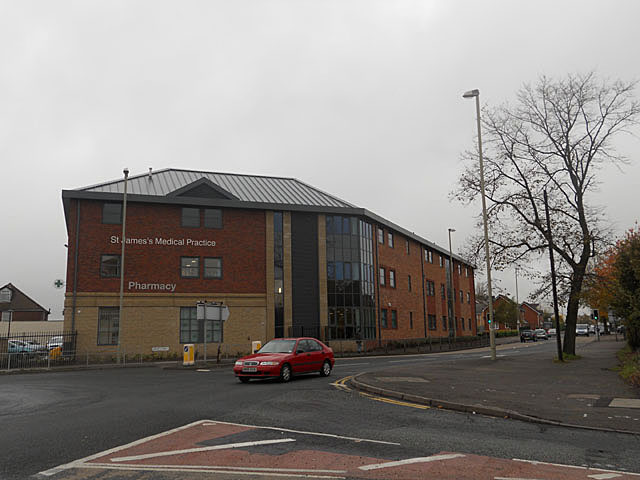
[306,339,325,372]
[290,340,310,374]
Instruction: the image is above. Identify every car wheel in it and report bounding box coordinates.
[319,360,332,377]
[280,364,292,383]
[239,377,250,384]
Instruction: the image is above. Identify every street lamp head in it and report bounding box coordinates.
[463,89,479,99]
[123,168,129,177]
[448,228,456,233]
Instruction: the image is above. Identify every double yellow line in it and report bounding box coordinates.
[332,376,430,410]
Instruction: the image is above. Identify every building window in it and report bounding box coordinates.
[428,314,437,330]
[204,209,222,229]
[439,255,444,267]
[379,267,385,286]
[440,283,446,299]
[100,254,121,278]
[405,239,410,254]
[0,287,12,303]
[378,228,384,244]
[460,290,464,303]
[389,270,396,288]
[391,310,398,328]
[458,264,462,275]
[426,280,435,296]
[102,203,122,225]
[442,316,447,330]
[425,249,433,263]
[409,311,413,329]
[468,318,472,330]
[381,309,388,328]
[97,307,119,345]
[181,257,199,278]
[465,267,469,277]
[467,292,471,304]
[181,207,200,227]
[461,317,465,330]
[407,275,412,292]
[204,257,222,279]
[179,306,223,344]
[388,232,394,248]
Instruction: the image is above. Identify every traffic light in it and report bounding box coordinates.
[593,309,599,321]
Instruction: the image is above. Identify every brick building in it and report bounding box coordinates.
[62,169,477,354]
[0,283,50,322]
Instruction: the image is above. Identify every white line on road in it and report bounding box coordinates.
[92,462,347,474]
[38,419,207,476]
[512,459,640,477]
[80,463,345,479]
[202,420,401,446]
[358,453,465,470]
[111,438,296,462]
[588,473,623,479]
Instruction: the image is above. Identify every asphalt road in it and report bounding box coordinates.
[1,340,639,479]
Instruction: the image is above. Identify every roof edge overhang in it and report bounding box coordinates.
[61,190,474,266]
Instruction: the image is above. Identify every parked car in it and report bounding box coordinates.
[576,324,590,336]
[23,340,48,354]
[233,338,334,383]
[520,330,537,342]
[547,328,557,337]
[8,340,28,354]
[534,328,548,340]
[47,336,64,350]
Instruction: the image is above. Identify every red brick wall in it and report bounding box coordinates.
[376,227,477,340]
[522,306,542,329]
[66,200,266,294]
[12,311,48,322]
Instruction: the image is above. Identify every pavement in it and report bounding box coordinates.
[351,334,640,434]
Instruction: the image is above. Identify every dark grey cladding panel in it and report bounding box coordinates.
[291,212,319,333]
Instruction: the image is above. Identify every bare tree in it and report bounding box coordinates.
[453,73,639,355]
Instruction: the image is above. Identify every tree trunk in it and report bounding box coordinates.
[563,266,587,356]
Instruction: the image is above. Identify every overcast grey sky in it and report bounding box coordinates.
[1,0,639,318]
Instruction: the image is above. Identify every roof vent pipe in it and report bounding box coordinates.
[148,167,153,179]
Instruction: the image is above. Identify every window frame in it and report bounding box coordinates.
[204,208,223,229]
[391,310,398,329]
[381,309,388,328]
[203,257,223,279]
[181,256,200,278]
[102,203,122,225]
[407,274,412,292]
[97,307,119,345]
[181,207,201,228]
[379,267,386,286]
[388,231,394,248]
[100,254,121,278]
[389,270,396,288]
[378,228,384,244]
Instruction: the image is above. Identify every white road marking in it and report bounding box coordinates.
[481,354,506,358]
[202,420,401,445]
[358,453,465,470]
[111,438,296,462]
[196,368,210,372]
[38,419,206,476]
[494,477,547,480]
[588,473,623,479]
[80,463,345,478]
[92,462,346,474]
[512,459,640,477]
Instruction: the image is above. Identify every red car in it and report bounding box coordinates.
[234,337,334,383]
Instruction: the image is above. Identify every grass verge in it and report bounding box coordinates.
[553,353,581,363]
[616,346,640,388]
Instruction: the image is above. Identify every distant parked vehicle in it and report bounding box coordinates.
[8,340,28,354]
[547,328,557,337]
[520,330,537,342]
[576,324,590,336]
[534,328,548,340]
[23,340,48,354]
[47,336,64,350]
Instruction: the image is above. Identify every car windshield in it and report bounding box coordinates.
[257,340,297,354]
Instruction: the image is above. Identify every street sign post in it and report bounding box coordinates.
[196,301,229,363]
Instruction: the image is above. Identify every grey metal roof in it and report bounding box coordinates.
[78,169,356,209]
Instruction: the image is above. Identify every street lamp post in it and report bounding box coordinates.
[117,168,129,363]
[448,228,456,339]
[463,88,496,360]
